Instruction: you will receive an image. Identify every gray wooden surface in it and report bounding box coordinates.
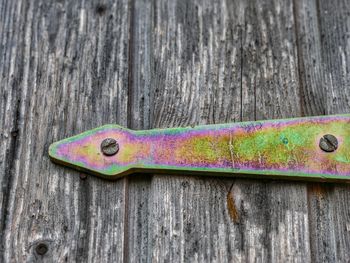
[0,0,349,262]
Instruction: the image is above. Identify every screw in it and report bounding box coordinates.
[35,243,48,255]
[101,138,119,156]
[319,134,338,152]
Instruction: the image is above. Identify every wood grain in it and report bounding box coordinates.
[240,1,310,261]
[135,0,311,261]
[0,0,130,262]
[147,0,243,261]
[1,0,350,262]
[126,0,153,261]
[296,0,350,262]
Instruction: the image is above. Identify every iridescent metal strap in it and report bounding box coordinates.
[49,114,350,182]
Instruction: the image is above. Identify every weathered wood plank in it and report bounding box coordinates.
[136,0,311,261]
[126,0,153,261]
[149,177,236,262]
[149,0,243,261]
[240,1,311,261]
[0,0,23,256]
[1,0,349,261]
[295,0,350,262]
[133,0,244,260]
[0,0,130,261]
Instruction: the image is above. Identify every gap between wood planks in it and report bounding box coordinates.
[124,0,136,261]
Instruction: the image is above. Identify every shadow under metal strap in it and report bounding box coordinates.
[49,114,350,182]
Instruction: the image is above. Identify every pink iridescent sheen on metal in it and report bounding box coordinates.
[49,114,350,182]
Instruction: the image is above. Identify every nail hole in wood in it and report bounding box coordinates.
[35,243,48,255]
[95,4,107,15]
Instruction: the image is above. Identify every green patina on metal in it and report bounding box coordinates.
[49,114,350,182]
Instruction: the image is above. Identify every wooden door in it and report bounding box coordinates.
[1,0,349,262]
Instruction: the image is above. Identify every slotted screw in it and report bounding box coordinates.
[101,138,119,156]
[319,134,338,152]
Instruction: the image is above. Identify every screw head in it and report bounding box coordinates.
[101,138,119,156]
[35,243,48,255]
[319,134,338,152]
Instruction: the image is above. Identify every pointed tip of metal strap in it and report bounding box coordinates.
[49,125,135,179]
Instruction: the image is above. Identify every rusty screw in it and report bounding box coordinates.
[35,243,48,255]
[319,134,338,152]
[101,138,119,156]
